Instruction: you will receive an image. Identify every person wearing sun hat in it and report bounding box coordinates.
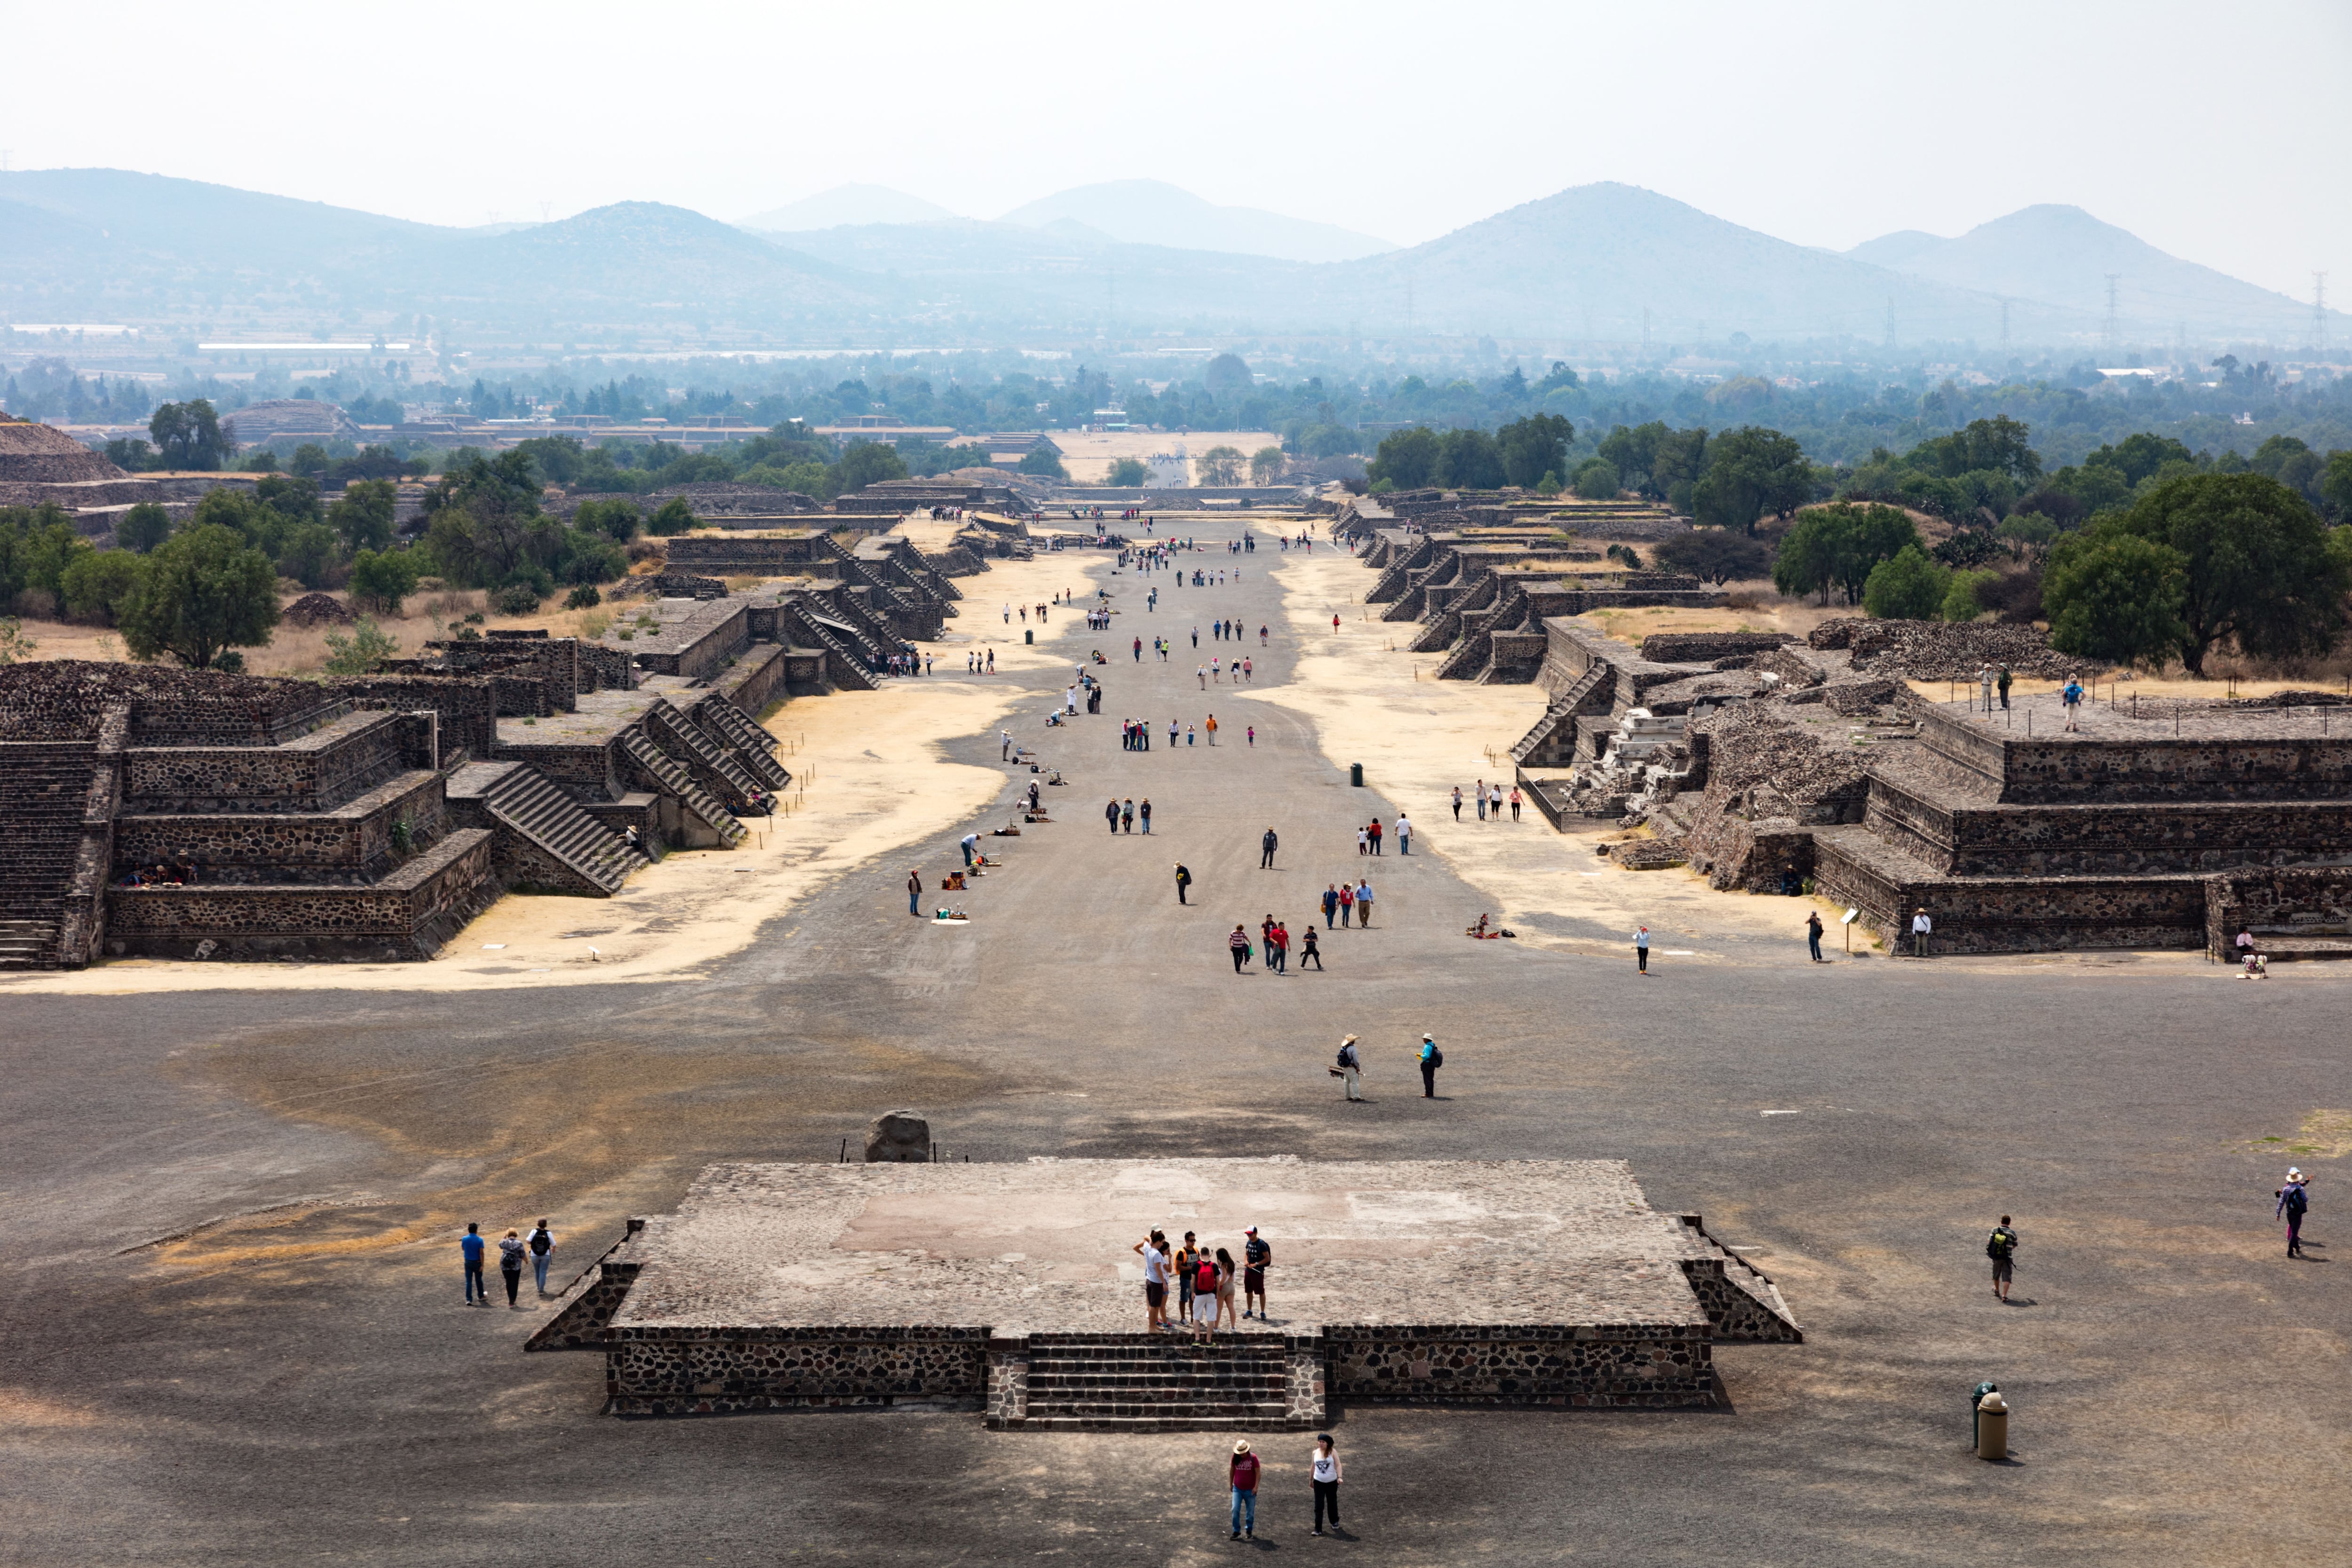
[1228,1440,1261,1539]
[2277,1167,2311,1258]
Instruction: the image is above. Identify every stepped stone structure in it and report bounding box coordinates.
[1494,613,2352,958]
[0,646,795,967]
[0,415,256,535]
[525,1157,1799,1425]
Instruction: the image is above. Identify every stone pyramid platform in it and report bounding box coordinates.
[529,1158,1800,1425]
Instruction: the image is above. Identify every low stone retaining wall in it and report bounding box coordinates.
[1326,1325,1715,1407]
[1814,831,2209,954]
[104,828,497,960]
[605,1327,990,1417]
[712,643,789,718]
[113,770,447,883]
[123,713,411,812]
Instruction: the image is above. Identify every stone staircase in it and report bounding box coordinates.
[690,698,793,793]
[644,698,765,810]
[992,1334,1319,1432]
[1510,662,1613,766]
[452,762,648,895]
[0,742,100,969]
[618,729,747,846]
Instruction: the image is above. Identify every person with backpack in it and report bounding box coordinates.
[527,1219,555,1294]
[497,1229,527,1308]
[1174,862,1192,904]
[2277,1168,2310,1258]
[1191,1248,1222,1341]
[1806,909,1825,963]
[1419,1033,1441,1098]
[1987,1217,2020,1302]
[1242,1227,1272,1320]
[1229,924,1253,973]
[1335,1034,1363,1101]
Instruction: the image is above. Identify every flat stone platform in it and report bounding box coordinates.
[531,1158,1800,1426]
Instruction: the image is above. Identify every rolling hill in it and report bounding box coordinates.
[997,180,1396,264]
[739,184,961,232]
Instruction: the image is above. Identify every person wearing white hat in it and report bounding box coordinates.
[1228,1440,1261,1540]
[2277,1169,2311,1258]
[1419,1033,1441,1098]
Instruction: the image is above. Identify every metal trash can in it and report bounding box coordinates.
[1025,629,1033,644]
[1350,763,1364,788]
[1971,1382,1999,1449]
[1976,1390,2009,1461]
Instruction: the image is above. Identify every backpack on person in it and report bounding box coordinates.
[1197,1258,1218,1294]
[2283,1185,2309,1218]
[1986,1227,2017,1260]
[1428,1045,1444,1069]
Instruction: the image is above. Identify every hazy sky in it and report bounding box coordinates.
[8,0,2347,300]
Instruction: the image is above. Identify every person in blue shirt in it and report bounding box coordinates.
[461,1223,489,1306]
[2061,676,2084,732]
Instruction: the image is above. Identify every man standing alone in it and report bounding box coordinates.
[461,1223,488,1307]
[1419,1033,1440,1097]
[1228,1441,1261,1541]
[1262,827,1278,868]
[1397,812,1412,854]
[1911,907,1932,957]
[1987,1216,2019,1302]
[1174,862,1192,904]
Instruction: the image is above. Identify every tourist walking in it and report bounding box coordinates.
[1230,924,1253,973]
[1174,862,1192,904]
[1322,884,1339,927]
[1122,798,1135,833]
[1299,925,1322,969]
[461,1222,489,1306]
[1310,1434,1343,1536]
[1997,666,2012,710]
[1634,924,1650,973]
[2062,674,2084,731]
[1105,798,1121,834]
[1207,715,1219,745]
[1806,910,1824,962]
[1335,1034,1363,1100]
[1396,812,1412,854]
[1475,779,1488,820]
[1354,879,1374,926]
[1262,827,1279,868]
[1357,824,1369,856]
[1452,784,1463,821]
[1368,818,1383,855]
[1509,786,1522,821]
[1338,883,1354,926]
[1271,919,1290,973]
[498,1229,527,1307]
[1911,907,1932,956]
[1135,1231,1171,1329]
[1229,1441,1261,1540]
[1140,798,1152,833]
[2278,1168,2310,1258]
[1987,1217,2019,1302]
[908,867,923,916]
[528,1219,556,1294]
[1419,1033,1440,1097]
[1243,1227,1272,1318]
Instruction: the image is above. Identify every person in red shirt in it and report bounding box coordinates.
[1229,1441,1261,1539]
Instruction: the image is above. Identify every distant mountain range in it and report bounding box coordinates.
[0,169,2336,350]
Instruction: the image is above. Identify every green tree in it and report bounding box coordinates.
[276,522,339,589]
[420,509,479,585]
[322,617,399,675]
[1772,503,1920,605]
[147,399,234,469]
[1692,426,1812,534]
[118,523,280,669]
[833,439,910,492]
[330,479,398,555]
[1434,429,1505,489]
[1203,353,1253,394]
[1534,472,1562,497]
[1196,446,1246,485]
[1572,458,1620,500]
[1106,456,1151,486]
[1653,529,1771,586]
[1367,428,1440,490]
[646,498,697,536]
[2323,450,2352,521]
[116,501,172,554]
[1940,568,1997,623]
[2042,527,2189,669]
[1249,446,1287,486]
[428,450,546,581]
[1863,544,1951,620]
[0,617,35,664]
[1496,413,1573,489]
[2105,472,2348,676]
[574,498,643,543]
[349,548,419,614]
[0,503,91,606]
[59,548,145,625]
[288,443,333,480]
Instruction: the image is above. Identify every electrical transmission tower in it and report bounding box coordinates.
[2103,274,2122,358]
[2315,273,2330,352]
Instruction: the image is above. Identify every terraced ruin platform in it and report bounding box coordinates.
[529,1158,1800,1427]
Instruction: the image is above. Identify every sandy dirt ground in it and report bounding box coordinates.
[1046,429,1279,484]
[0,547,1115,999]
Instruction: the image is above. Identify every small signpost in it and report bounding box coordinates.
[1841,907,1861,954]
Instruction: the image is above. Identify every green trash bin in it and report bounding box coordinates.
[1025,629,1033,644]
[1350,763,1364,788]
[1971,1382,1999,1449]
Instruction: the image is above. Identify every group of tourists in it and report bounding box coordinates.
[963,649,996,674]
[1452,780,1521,821]
[1318,879,1376,926]
[1195,658,1252,686]
[1354,815,1410,854]
[1227,915,1320,973]
[1224,1434,1345,1542]
[1133,1225,1272,1335]
[883,651,930,677]
[458,1219,555,1308]
[1330,1032,1443,1100]
[1104,795,1154,833]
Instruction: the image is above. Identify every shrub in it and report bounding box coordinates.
[322,617,399,675]
[565,584,602,610]
[645,498,697,536]
[60,549,146,626]
[116,502,173,554]
[1940,568,1998,623]
[495,581,543,616]
[1862,544,1952,620]
[1573,459,1620,500]
[349,548,420,615]
[212,650,246,674]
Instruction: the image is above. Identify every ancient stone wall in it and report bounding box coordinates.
[1639,631,1794,663]
[712,643,788,718]
[1812,836,2209,954]
[113,771,448,883]
[1325,1325,1714,1407]
[0,662,343,744]
[329,677,498,758]
[604,1327,989,1416]
[1867,775,2352,877]
[2204,866,2352,951]
[122,714,411,811]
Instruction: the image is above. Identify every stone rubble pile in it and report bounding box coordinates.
[1807,617,2073,680]
[281,592,359,629]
